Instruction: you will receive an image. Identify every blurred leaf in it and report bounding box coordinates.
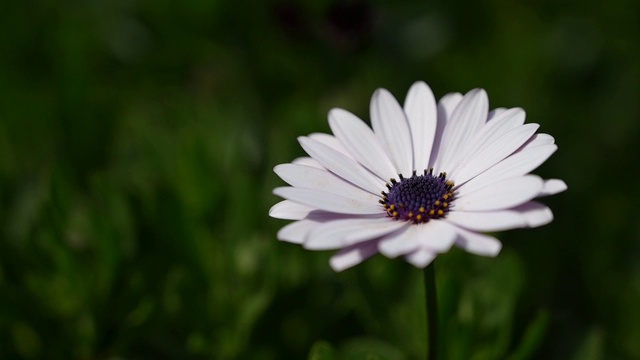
[308,340,338,360]
[12,322,41,359]
[571,327,604,360]
[340,337,407,360]
[508,309,550,360]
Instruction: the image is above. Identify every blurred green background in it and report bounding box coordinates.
[1,0,639,359]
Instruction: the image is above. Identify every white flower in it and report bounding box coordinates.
[269,82,567,271]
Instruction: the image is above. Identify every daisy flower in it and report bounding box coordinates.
[269,81,566,271]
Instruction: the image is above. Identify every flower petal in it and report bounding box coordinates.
[370,88,414,176]
[404,248,437,268]
[277,211,371,244]
[378,225,422,258]
[449,108,526,173]
[274,163,380,203]
[291,157,324,169]
[519,133,555,150]
[305,216,404,250]
[277,219,320,244]
[489,107,525,126]
[488,107,508,120]
[429,92,463,168]
[330,240,380,272]
[454,227,502,256]
[404,81,437,172]
[328,108,397,181]
[415,220,458,252]
[455,175,544,211]
[298,136,384,194]
[444,210,527,232]
[342,219,410,245]
[269,200,314,220]
[434,89,488,172]
[538,179,568,197]
[273,187,382,215]
[459,144,557,194]
[308,133,354,159]
[512,201,554,227]
[453,123,539,185]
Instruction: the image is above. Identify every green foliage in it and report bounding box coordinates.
[308,338,406,360]
[1,0,639,359]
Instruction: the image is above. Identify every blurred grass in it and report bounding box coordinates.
[1,0,639,359]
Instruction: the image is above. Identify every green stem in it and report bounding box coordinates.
[424,262,438,360]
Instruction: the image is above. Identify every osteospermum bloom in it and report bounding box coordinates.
[270,82,567,271]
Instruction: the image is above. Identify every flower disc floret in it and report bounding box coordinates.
[380,169,455,223]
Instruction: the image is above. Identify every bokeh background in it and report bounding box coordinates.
[1,0,639,359]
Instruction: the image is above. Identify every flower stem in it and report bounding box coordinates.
[424,262,438,360]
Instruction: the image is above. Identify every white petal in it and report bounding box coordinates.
[274,164,380,204]
[291,157,324,169]
[269,200,314,220]
[449,108,526,173]
[378,225,422,258]
[404,81,437,172]
[273,187,382,215]
[452,123,539,185]
[444,210,527,232]
[438,93,464,118]
[404,248,437,268]
[298,136,384,194]
[455,175,544,211]
[538,179,567,197]
[415,220,458,252]
[459,144,557,194]
[429,92,463,168]
[512,201,554,227]
[328,108,397,181]
[454,227,502,256]
[488,107,508,120]
[305,217,404,250]
[463,108,526,151]
[276,211,370,244]
[343,219,410,245]
[488,107,525,126]
[308,133,354,159]
[434,89,488,172]
[370,88,414,176]
[277,219,319,244]
[330,240,379,272]
[519,133,555,149]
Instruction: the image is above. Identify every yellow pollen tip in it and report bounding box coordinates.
[437,209,444,216]
[419,207,425,213]
[443,202,449,208]
[429,209,435,216]
[408,212,414,218]
[435,200,441,206]
[390,204,396,211]
[392,211,398,217]
[443,194,449,200]
[416,214,422,221]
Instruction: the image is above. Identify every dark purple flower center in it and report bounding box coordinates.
[379,169,455,224]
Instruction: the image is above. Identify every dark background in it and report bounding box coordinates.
[1,0,639,359]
